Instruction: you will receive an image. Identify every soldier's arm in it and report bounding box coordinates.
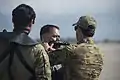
[34,44,51,80]
[48,45,74,66]
[48,49,66,66]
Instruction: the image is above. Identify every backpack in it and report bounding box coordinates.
[0,42,35,80]
[0,32,39,80]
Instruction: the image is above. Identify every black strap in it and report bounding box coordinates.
[8,46,15,80]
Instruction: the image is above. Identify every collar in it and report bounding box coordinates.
[0,32,39,46]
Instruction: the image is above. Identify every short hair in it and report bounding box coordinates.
[12,4,36,27]
[40,24,60,40]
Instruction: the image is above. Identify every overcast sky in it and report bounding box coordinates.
[0,0,120,40]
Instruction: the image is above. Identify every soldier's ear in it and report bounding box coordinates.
[31,19,35,24]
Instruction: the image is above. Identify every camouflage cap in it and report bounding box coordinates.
[73,15,97,30]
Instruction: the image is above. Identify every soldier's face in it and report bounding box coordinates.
[42,27,60,43]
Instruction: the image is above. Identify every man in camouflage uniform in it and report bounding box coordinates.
[40,24,60,52]
[48,15,104,80]
[40,24,64,80]
[0,4,51,80]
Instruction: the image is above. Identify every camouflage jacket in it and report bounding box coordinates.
[41,42,64,80]
[0,32,51,80]
[49,38,104,80]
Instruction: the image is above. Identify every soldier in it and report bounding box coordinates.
[47,15,104,80]
[40,24,60,52]
[0,4,51,80]
[40,24,64,80]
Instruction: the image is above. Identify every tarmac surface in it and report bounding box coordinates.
[98,43,120,80]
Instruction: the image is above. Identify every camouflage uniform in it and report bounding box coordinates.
[0,32,51,80]
[49,39,103,80]
[49,16,104,80]
[41,42,64,80]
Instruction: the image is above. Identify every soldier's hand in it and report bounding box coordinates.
[43,42,56,53]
